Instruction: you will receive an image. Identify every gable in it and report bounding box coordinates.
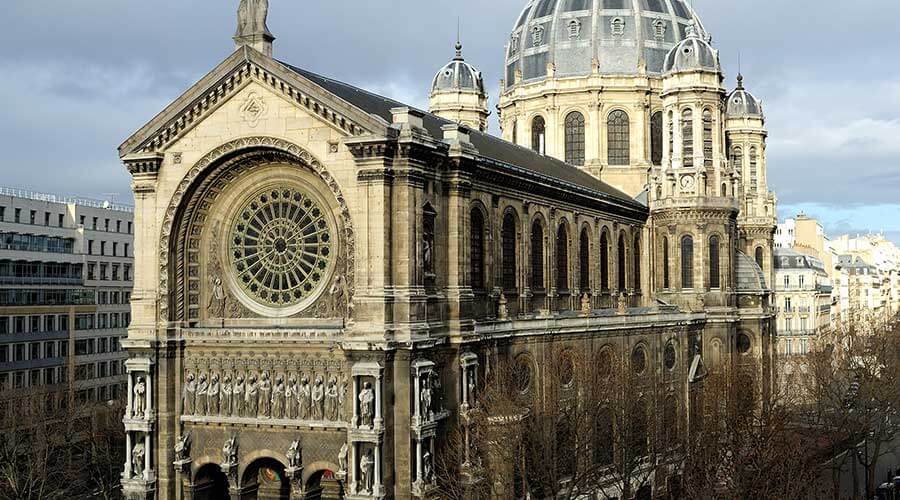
[118,47,390,158]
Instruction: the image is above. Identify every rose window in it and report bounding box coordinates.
[229,187,332,309]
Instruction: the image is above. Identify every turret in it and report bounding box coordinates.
[428,42,490,132]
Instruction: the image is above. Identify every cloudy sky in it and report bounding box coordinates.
[3,0,899,242]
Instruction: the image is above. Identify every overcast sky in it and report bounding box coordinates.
[3,0,899,243]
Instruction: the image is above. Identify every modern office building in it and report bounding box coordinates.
[0,187,133,419]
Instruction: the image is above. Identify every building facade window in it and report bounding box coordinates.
[650,111,663,166]
[564,112,586,166]
[502,213,517,291]
[732,146,743,181]
[607,110,630,166]
[681,235,694,289]
[579,228,590,291]
[531,220,545,290]
[709,235,721,289]
[749,147,759,193]
[600,231,610,291]
[556,223,569,291]
[531,116,546,155]
[470,208,485,291]
[682,109,694,168]
[662,237,670,289]
[702,109,713,167]
[755,246,765,270]
[633,234,641,291]
[617,233,627,291]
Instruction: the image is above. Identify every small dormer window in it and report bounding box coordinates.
[653,20,666,41]
[510,34,520,54]
[531,25,545,46]
[611,17,625,37]
[568,19,582,40]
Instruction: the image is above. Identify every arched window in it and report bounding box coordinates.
[668,110,674,164]
[702,108,713,168]
[511,119,518,145]
[423,204,436,277]
[633,234,641,291]
[662,237,670,289]
[721,183,728,197]
[732,146,743,182]
[600,231,610,291]
[565,112,586,166]
[650,111,663,166]
[502,213,517,291]
[617,233,627,291]
[681,235,694,289]
[579,228,590,291]
[470,208,485,290]
[607,110,630,166]
[709,235,721,289]
[532,116,546,155]
[755,246,765,270]
[531,220,545,290]
[681,109,694,168]
[749,147,759,193]
[557,223,569,291]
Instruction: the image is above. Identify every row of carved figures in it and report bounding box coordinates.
[182,371,348,421]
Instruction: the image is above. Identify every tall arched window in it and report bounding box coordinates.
[470,208,485,291]
[681,235,694,289]
[565,112,586,166]
[511,119,518,145]
[633,234,641,292]
[662,237,670,289]
[709,235,721,289]
[681,109,694,168]
[557,223,569,291]
[532,116,546,155]
[617,233,627,291]
[607,110,630,166]
[502,213,517,291]
[531,220,545,290]
[650,111,663,166]
[668,110,675,164]
[702,108,713,168]
[755,246,765,270]
[732,146,743,182]
[600,231,610,291]
[579,228,590,291]
[749,147,759,193]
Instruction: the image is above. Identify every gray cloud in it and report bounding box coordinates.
[1,0,897,220]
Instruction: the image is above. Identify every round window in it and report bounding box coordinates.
[514,356,533,394]
[631,346,647,374]
[229,187,333,311]
[737,333,752,354]
[664,342,676,371]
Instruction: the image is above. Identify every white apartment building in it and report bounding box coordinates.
[774,248,832,357]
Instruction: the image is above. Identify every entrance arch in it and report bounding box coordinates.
[241,457,290,500]
[193,463,229,500]
[305,468,344,500]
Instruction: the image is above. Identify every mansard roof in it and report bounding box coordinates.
[284,64,641,209]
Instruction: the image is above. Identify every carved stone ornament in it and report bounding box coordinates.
[241,92,268,127]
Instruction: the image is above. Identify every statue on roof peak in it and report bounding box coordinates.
[236,0,272,38]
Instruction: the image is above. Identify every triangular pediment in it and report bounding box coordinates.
[119,46,390,158]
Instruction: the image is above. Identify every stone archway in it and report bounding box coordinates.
[304,468,343,500]
[241,457,290,500]
[193,463,229,500]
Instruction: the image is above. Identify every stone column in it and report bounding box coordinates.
[126,372,134,419]
[125,432,133,479]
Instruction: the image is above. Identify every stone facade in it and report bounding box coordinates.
[120,2,776,499]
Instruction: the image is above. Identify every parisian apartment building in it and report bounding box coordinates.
[0,187,133,419]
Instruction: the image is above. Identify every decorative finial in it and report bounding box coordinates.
[737,73,744,89]
[685,20,698,38]
[454,18,464,61]
[234,0,275,57]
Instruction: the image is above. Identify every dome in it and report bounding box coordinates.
[735,251,768,292]
[662,22,719,74]
[504,0,707,87]
[726,75,764,118]
[431,43,485,95]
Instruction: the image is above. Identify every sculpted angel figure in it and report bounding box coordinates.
[272,375,286,419]
[174,432,191,462]
[233,375,245,417]
[285,375,298,419]
[236,0,271,37]
[196,373,209,416]
[287,439,301,469]
[311,376,325,421]
[258,371,272,418]
[208,373,220,416]
[221,375,233,416]
[324,376,339,421]
[208,275,226,319]
[246,374,259,417]
[182,372,196,415]
[298,376,311,420]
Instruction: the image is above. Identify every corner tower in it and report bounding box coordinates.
[428,42,489,132]
[650,24,738,311]
[726,75,777,287]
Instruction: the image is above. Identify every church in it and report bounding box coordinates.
[119,0,777,498]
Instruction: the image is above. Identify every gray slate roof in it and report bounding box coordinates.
[283,63,642,208]
[736,251,768,293]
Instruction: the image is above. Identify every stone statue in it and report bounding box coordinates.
[174,432,191,462]
[258,371,272,418]
[423,450,433,483]
[287,439,301,469]
[498,292,509,320]
[330,275,348,317]
[338,375,348,419]
[338,442,349,475]
[298,376,311,420]
[208,275,226,318]
[311,376,325,421]
[223,436,238,466]
[360,449,374,494]
[272,375,285,419]
[208,373,220,416]
[285,375,298,419]
[233,375,245,417]
[433,372,444,412]
[236,0,270,37]
[183,372,196,415]
[132,443,145,478]
[133,376,146,418]
[359,381,375,428]
[581,292,592,315]
[221,375,233,416]
[419,375,432,420]
[196,373,209,416]
[246,374,259,417]
[467,370,476,405]
[324,376,339,421]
